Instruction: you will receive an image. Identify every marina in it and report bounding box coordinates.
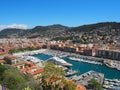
[46,56,72,67]
[33,53,120,79]
[17,55,44,68]
[14,49,120,85]
[68,57,102,65]
[12,49,120,89]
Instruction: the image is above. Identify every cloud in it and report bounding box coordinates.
[0,24,28,31]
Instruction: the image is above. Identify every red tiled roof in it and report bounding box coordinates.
[0,59,6,63]
[76,85,86,90]
[12,62,27,66]
[5,55,17,59]
[31,68,44,75]
[0,52,6,55]
[20,66,37,72]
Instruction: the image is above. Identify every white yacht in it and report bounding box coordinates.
[47,56,72,67]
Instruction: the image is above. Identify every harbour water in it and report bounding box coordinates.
[33,53,120,79]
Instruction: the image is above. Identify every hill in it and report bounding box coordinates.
[0,22,120,43]
[0,24,69,38]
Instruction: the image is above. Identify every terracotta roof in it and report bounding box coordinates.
[19,62,38,73]
[5,55,17,59]
[0,51,6,55]
[20,66,37,72]
[0,59,6,63]
[12,61,35,67]
[31,68,44,75]
[76,85,86,90]
[12,61,27,66]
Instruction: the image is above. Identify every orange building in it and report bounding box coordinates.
[76,85,86,90]
[0,59,6,65]
[4,55,18,64]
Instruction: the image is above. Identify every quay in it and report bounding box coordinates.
[70,70,104,87]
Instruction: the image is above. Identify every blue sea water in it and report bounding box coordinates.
[33,53,52,60]
[33,53,120,79]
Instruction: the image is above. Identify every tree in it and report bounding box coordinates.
[42,62,65,78]
[22,86,33,90]
[62,80,76,90]
[2,69,26,89]
[88,78,103,90]
[9,48,16,53]
[0,64,7,83]
[0,64,6,74]
[41,62,76,90]
[17,80,43,90]
[0,65,35,90]
[41,62,65,90]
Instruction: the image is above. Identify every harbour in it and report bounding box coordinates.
[12,49,120,89]
[33,53,120,79]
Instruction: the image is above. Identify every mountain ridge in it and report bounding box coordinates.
[0,22,120,38]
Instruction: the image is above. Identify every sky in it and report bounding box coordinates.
[0,0,120,30]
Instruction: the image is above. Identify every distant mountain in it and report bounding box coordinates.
[0,24,69,38]
[33,24,69,31]
[71,22,120,32]
[0,28,26,38]
[27,24,70,38]
[0,22,120,39]
[68,22,120,44]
